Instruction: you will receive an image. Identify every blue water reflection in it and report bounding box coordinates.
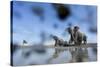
[12,46,97,66]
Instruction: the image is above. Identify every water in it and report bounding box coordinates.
[12,46,97,66]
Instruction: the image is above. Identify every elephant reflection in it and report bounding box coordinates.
[47,48,65,63]
[47,47,88,63]
[69,47,88,62]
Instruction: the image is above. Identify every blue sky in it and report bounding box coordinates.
[12,1,97,45]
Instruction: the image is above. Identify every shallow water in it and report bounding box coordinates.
[12,46,97,66]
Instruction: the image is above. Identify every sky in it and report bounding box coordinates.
[11,1,97,45]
